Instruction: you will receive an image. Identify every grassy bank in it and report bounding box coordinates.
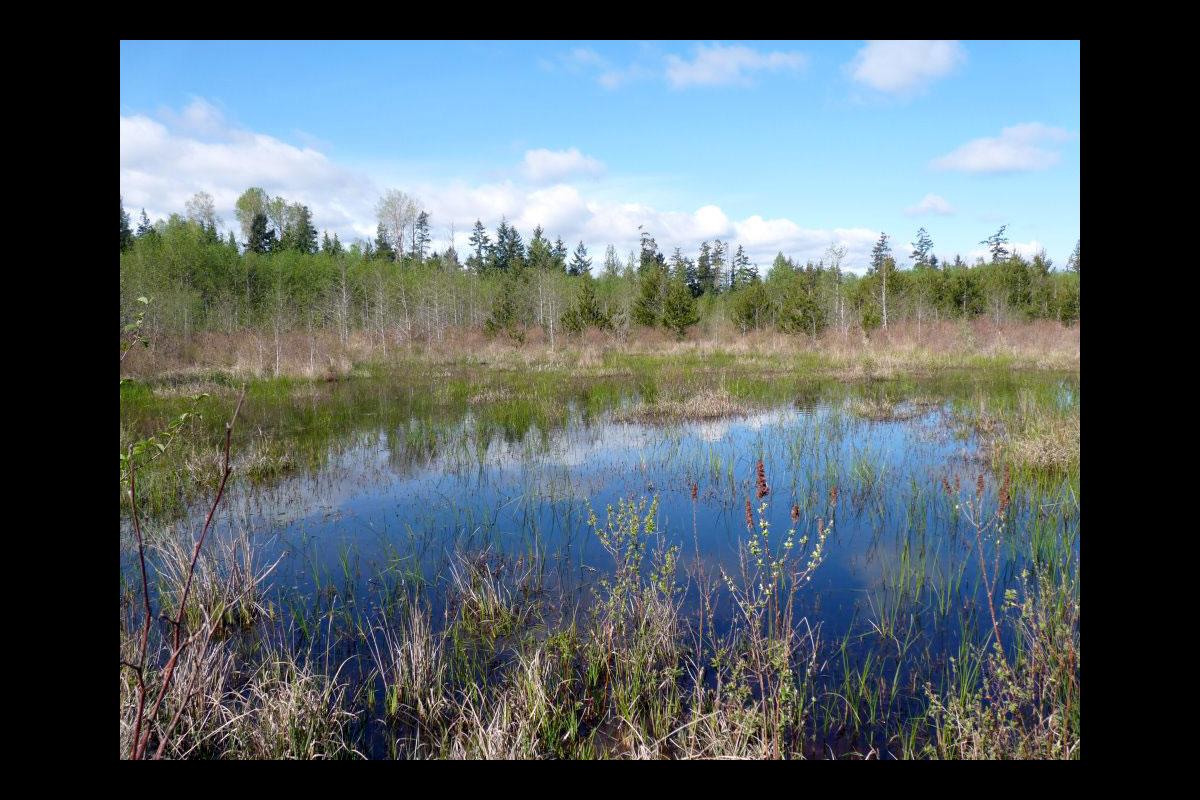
[120,318,1079,382]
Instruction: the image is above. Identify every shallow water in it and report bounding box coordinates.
[152,382,1073,652]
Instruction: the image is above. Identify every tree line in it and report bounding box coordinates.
[121,189,1080,352]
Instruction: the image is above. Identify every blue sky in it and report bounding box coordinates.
[120,40,1080,271]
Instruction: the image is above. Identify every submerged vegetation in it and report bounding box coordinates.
[120,353,1078,759]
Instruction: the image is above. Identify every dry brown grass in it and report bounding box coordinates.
[615,388,751,424]
[121,319,1078,381]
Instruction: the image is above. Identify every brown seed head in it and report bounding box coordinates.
[999,465,1011,515]
[690,482,699,501]
[791,504,800,524]
[976,473,985,502]
[755,459,770,499]
[745,498,754,529]
[941,476,953,497]
[830,486,839,507]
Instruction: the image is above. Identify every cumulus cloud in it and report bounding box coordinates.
[120,102,378,240]
[665,43,808,88]
[932,123,1075,174]
[905,193,955,216]
[521,148,605,183]
[849,40,966,95]
[123,99,884,270]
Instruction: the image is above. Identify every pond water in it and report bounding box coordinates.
[121,371,1079,757]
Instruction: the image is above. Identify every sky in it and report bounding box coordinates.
[120,40,1080,273]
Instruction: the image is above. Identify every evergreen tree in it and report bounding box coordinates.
[322,232,333,255]
[911,227,934,267]
[870,233,893,329]
[289,204,318,254]
[552,237,568,272]
[632,264,665,326]
[468,220,490,273]
[246,212,276,254]
[562,272,611,333]
[136,209,154,238]
[637,227,664,275]
[527,226,552,270]
[602,244,621,278]
[731,245,755,289]
[661,275,699,339]
[413,211,432,262]
[1067,240,1080,274]
[568,241,591,277]
[696,241,714,294]
[711,240,728,292]
[374,223,396,261]
[980,225,1010,262]
[120,197,133,252]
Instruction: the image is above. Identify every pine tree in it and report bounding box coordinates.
[911,227,934,267]
[552,237,568,272]
[696,241,714,295]
[247,212,276,254]
[711,240,727,292]
[322,232,333,254]
[290,204,318,254]
[661,275,699,340]
[527,226,552,270]
[1067,240,1080,274]
[413,211,432,262]
[468,220,490,273]
[731,245,755,289]
[637,227,664,276]
[136,209,154,238]
[568,241,591,277]
[374,223,396,261]
[602,244,621,278]
[562,272,611,333]
[980,225,1010,262]
[870,233,893,329]
[632,264,664,326]
[120,197,133,252]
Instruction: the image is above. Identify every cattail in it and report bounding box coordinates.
[976,473,985,502]
[999,464,1011,515]
[791,504,800,524]
[690,481,698,501]
[755,459,770,499]
[954,476,960,493]
[745,498,754,529]
[830,486,839,507]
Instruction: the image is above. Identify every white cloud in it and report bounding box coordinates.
[122,99,884,270]
[849,40,966,95]
[932,123,1075,174]
[120,106,377,240]
[665,43,808,89]
[521,148,605,183]
[905,193,955,216]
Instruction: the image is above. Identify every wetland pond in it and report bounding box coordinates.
[121,367,1079,757]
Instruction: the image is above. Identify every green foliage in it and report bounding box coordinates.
[661,275,699,339]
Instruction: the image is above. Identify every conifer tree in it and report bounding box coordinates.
[632,263,665,326]
[568,241,591,277]
[120,197,133,252]
[374,223,396,261]
[468,220,490,273]
[662,274,700,339]
[552,237,568,272]
[911,227,934,267]
[413,211,432,262]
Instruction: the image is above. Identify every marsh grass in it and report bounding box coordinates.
[120,357,1078,759]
